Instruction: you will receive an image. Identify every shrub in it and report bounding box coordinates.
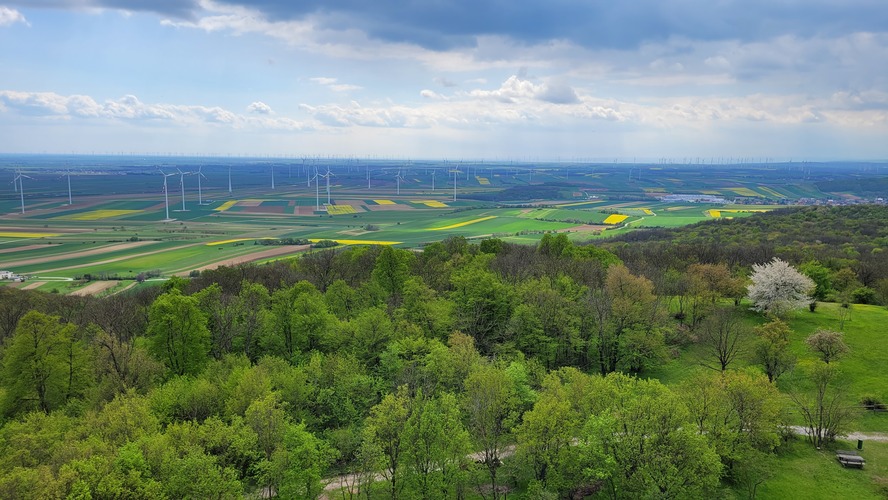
[860,395,887,411]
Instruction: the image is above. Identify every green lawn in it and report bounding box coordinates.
[751,438,887,499]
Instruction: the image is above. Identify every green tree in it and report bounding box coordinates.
[752,319,796,383]
[372,246,415,306]
[698,306,749,372]
[680,370,782,485]
[146,289,211,376]
[361,386,411,499]
[587,264,668,375]
[463,363,518,499]
[403,391,471,499]
[580,374,722,499]
[1,310,91,415]
[790,362,855,448]
[264,422,335,499]
[514,373,580,494]
[800,261,834,301]
[450,263,513,354]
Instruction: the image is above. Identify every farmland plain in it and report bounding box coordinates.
[1,155,885,292]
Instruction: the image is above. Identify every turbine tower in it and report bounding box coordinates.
[431,168,437,191]
[452,165,459,202]
[394,168,405,195]
[158,170,177,221]
[177,169,191,212]
[65,170,73,205]
[309,168,320,210]
[228,166,232,195]
[195,166,208,205]
[271,164,275,190]
[12,170,33,214]
[320,168,334,205]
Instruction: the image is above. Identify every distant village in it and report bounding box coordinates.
[0,270,27,282]
[658,194,886,206]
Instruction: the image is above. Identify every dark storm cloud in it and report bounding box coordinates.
[7,0,198,18]
[13,0,888,49]
[217,0,888,49]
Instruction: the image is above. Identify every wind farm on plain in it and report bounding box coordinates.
[0,155,882,295]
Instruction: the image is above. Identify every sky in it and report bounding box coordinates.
[0,1,887,160]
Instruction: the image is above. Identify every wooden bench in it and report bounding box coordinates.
[836,450,865,468]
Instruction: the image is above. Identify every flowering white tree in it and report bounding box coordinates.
[747,258,814,317]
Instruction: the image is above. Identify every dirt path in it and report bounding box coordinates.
[787,425,888,443]
[21,281,47,290]
[70,281,118,296]
[3,241,157,268]
[174,245,310,276]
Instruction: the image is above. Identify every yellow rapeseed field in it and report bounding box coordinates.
[412,200,448,208]
[206,237,276,246]
[429,215,498,231]
[62,209,142,221]
[642,208,655,215]
[308,238,400,245]
[476,176,491,185]
[374,199,396,205]
[758,186,784,198]
[602,214,629,225]
[326,204,358,215]
[0,232,59,238]
[708,210,722,218]
[214,200,238,211]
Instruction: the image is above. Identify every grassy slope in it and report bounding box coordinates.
[646,302,888,497]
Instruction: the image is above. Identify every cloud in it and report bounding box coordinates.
[434,77,458,88]
[6,0,197,18]
[467,74,579,105]
[0,90,315,130]
[247,101,273,114]
[200,0,888,51]
[310,77,362,92]
[0,6,28,27]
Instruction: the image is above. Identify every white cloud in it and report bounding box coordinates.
[247,101,273,114]
[0,90,316,130]
[0,6,28,27]
[310,77,338,86]
[310,77,362,92]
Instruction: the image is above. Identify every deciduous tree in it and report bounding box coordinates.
[747,258,814,317]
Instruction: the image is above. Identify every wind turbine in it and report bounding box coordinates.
[228,166,233,195]
[12,170,33,214]
[309,168,320,210]
[431,168,437,191]
[270,164,275,190]
[60,170,73,205]
[394,168,405,195]
[321,168,334,205]
[194,166,208,205]
[452,165,460,202]
[176,168,191,212]
[158,170,177,221]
